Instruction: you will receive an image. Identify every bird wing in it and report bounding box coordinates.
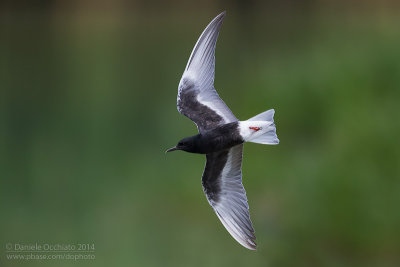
[177,11,237,133]
[202,144,257,250]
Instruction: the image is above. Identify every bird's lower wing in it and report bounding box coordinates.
[202,144,256,250]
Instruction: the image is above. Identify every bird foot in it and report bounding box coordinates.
[249,127,261,131]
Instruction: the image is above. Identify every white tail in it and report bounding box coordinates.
[248,109,275,122]
[239,109,279,145]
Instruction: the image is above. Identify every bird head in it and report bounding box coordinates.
[166,136,196,153]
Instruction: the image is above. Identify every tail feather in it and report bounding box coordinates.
[249,123,279,144]
[248,109,275,122]
[245,109,279,145]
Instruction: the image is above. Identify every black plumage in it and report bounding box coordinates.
[167,11,279,250]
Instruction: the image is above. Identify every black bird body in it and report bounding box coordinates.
[167,12,279,250]
[178,122,243,154]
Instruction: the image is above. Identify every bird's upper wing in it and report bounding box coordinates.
[202,144,257,250]
[177,11,237,133]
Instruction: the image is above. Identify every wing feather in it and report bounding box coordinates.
[202,145,257,250]
[177,11,237,133]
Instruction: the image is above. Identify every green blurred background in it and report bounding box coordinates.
[1,0,400,266]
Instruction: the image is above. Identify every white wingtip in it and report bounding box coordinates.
[185,12,226,73]
[215,210,257,250]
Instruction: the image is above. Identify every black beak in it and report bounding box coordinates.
[166,146,179,153]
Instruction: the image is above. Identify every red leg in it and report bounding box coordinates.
[249,127,261,131]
